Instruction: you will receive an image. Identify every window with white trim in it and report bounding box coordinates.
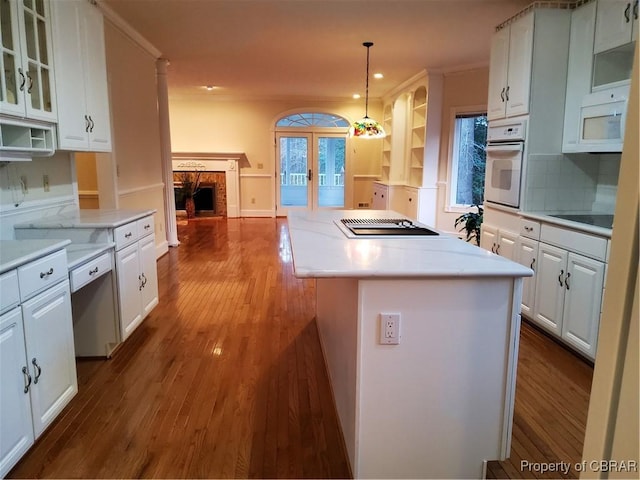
[449,112,487,207]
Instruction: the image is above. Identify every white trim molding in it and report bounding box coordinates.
[240,209,276,218]
[118,182,165,197]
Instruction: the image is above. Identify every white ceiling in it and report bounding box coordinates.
[100,0,533,100]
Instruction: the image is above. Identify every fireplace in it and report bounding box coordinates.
[173,171,228,217]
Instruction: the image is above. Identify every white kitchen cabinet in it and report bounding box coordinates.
[21,280,77,437]
[50,0,112,151]
[0,307,34,479]
[516,236,538,318]
[372,182,389,210]
[480,223,517,261]
[594,0,639,54]
[115,218,158,341]
[0,246,77,478]
[487,12,534,120]
[533,243,604,358]
[0,0,56,122]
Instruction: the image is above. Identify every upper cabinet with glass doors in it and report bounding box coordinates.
[0,0,56,122]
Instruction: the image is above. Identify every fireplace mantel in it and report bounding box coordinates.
[172,152,245,217]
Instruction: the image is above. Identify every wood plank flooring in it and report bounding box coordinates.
[8,217,593,479]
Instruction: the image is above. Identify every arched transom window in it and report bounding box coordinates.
[276,112,349,128]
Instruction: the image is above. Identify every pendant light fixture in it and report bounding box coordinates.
[349,42,386,139]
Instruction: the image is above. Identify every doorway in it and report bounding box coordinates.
[276,132,346,214]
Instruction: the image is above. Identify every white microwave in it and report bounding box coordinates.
[578,85,629,152]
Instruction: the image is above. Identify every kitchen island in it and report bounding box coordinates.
[287,209,532,479]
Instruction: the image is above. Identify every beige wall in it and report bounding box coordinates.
[75,152,99,209]
[168,95,383,214]
[104,21,167,251]
[435,67,489,234]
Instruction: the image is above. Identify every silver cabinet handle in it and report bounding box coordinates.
[144,224,151,230]
[22,366,32,393]
[505,85,510,101]
[558,269,564,287]
[530,258,535,271]
[32,358,42,384]
[495,244,500,255]
[634,0,638,20]
[88,115,95,132]
[85,115,90,132]
[40,267,54,279]
[141,272,147,288]
[89,267,99,276]
[125,232,133,238]
[500,87,505,102]
[138,275,143,291]
[565,272,571,290]
[26,72,33,93]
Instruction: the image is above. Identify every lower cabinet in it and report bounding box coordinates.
[532,242,604,358]
[516,236,538,318]
[480,223,518,261]
[372,182,389,210]
[0,279,77,478]
[116,231,158,341]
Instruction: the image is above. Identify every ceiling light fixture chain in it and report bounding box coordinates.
[349,41,386,139]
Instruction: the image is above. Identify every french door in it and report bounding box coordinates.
[276,132,346,215]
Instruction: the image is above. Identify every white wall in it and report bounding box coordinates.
[104,20,168,254]
[435,68,490,234]
[168,95,383,215]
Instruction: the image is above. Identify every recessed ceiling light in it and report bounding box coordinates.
[373,73,383,79]
[203,85,217,91]
[353,93,361,99]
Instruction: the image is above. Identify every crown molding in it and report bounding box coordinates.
[95,0,162,59]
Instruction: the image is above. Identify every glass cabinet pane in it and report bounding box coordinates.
[1,0,14,49]
[2,52,18,103]
[23,10,35,60]
[40,66,50,111]
[27,61,40,109]
[37,17,46,64]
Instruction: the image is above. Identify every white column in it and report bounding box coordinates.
[156,58,179,246]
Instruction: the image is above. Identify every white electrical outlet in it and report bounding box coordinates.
[379,313,400,345]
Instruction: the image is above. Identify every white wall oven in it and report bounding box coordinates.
[484,118,527,209]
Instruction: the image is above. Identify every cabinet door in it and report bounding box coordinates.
[594,0,634,53]
[633,0,639,41]
[561,253,605,358]
[0,307,34,479]
[50,0,89,150]
[487,27,510,120]
[533,243,567,335]
[480,224,498,253]
[0,0,26,118]
[497,230,517,261]
[82,2,111,151]
[505,12,534,118]
[116,243,143,340]
[21,280,77,438]
[139,235,159,319]
[517,237,538,318]
[372,184,388,210]
[404,188,419,220]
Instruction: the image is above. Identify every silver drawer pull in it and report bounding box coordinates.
[89,267,99,276]
[125,232,133,238]
[22,366,32,393]
[144,224,151,230]
[40,268,54,279]
[32,358,42,384]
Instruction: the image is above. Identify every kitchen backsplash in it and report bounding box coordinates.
[524,152,620,213]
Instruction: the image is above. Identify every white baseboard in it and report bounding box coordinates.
[155,240,169,259]
[240,209,275,218]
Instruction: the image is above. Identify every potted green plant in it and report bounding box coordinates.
[454,204,483,246]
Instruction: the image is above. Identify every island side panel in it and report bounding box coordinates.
[316,277,359,474]
[356,277,519,479]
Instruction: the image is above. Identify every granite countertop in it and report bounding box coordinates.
[0,239,71,274]
[66,243,115,270]
[287,209,533,279]
[521,211,613,238]
[13,208,157,230]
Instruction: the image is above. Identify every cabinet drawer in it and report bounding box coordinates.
[137,216,154,237]
[519,219,541,239]
[69,251,112,293]
[540,224,607,261]
[0,270,20,314]
[114,221,138,250]
[17,249,68,302]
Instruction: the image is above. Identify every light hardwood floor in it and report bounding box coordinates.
[8,217,593,479]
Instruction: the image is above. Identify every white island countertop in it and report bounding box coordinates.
[287,209,532,278]
[13,208,156,230]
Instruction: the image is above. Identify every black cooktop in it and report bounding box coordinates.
[549,214,614,229]
[340,218,439,236]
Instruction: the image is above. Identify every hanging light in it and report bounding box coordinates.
[349,42,386,139]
